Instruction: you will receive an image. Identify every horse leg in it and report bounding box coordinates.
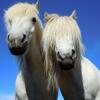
[15,71,28,100]
[95,91,100,100]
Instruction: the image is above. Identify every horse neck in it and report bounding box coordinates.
[20,21,44,74]
[57,58,81,82]
[19,24,53,99]
[57,55,85,98]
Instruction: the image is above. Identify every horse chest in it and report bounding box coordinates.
[61,81,85,100]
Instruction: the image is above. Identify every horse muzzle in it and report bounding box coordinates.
[57,58,75,70]
[8,42,27,56]
[58,61,74,70]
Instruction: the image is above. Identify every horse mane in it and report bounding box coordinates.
[43,14,85,89]
[4,3,39,20]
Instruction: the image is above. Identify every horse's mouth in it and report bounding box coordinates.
[9,43,27,56]
[58,61,74,70]
[9,47,26,55]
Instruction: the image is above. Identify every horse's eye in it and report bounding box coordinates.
[8,19,12,25]
[32,17,36,23]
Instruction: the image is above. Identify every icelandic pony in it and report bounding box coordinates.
[42,11,100,100]
[4,2,57,100]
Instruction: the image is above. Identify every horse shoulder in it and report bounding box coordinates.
[81,57,99,98]
[94,68,100,100]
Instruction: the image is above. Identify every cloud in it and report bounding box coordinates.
[0,94,14,100]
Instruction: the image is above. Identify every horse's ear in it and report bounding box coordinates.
[35,0,40,10]
[44,12,51,22]
[70,10,77,20]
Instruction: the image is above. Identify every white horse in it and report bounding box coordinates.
[42,11,100,100]
[4,2,57,100]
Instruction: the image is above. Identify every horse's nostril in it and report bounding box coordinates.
[7,34,10,41]
[57,52,64,61]
[21,34,26,43]
[72,49,75,56]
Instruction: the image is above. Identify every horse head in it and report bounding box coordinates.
[4,1,41,55]
[43,10,84,71]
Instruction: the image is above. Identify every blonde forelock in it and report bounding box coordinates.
[4,3,39,20]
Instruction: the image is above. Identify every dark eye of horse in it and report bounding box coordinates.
[9,19,12,25]
[32,17,36,23]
